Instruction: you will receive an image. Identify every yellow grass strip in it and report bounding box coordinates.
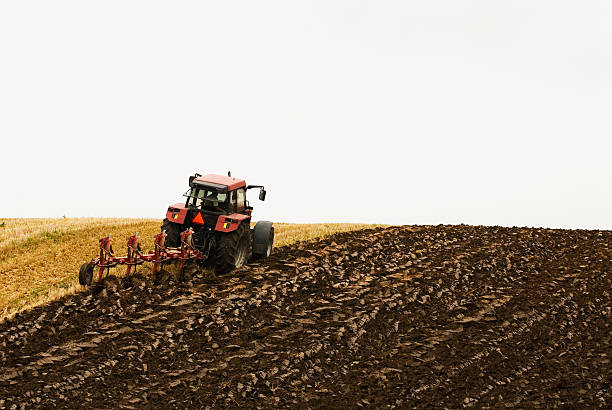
[0,218,154,260]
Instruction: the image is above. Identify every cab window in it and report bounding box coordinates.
[237,188,246,211]
[184,187,228,211]
[229,190,237,212]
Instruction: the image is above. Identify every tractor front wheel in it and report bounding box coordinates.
[252,221,274,260]
[215,223,251,273]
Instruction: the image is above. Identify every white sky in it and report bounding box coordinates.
[1,1,611,229]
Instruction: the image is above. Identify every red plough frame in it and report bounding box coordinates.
[82,229,205,284]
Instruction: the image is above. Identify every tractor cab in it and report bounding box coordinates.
[184,173,264,216]
[165,173,267,232]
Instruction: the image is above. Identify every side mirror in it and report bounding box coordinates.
[259,189,266,201]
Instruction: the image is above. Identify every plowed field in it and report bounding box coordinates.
[0,225,610,408]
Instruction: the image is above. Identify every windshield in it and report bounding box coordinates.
[184,187,228,210]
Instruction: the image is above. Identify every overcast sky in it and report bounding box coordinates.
[1,1,610,229]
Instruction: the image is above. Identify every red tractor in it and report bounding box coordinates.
[78,172,274,285]
[163,172,274,271]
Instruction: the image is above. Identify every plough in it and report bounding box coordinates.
[78,229,209,286]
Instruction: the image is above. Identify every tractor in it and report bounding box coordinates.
[78,172,274,286]
[163,172,274,271]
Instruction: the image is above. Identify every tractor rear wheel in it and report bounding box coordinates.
[215,223,251,273]
[161,218,181,248]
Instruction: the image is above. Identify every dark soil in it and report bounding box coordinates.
[0,225,610,409]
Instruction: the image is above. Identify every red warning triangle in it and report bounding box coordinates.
[192,212,205,225]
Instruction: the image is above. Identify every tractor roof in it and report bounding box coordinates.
[193,174,246,191]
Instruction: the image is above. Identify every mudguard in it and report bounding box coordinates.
[166,203,188,224]
[215,213,251,232]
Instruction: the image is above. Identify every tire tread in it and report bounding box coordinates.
[215,223,250,273]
